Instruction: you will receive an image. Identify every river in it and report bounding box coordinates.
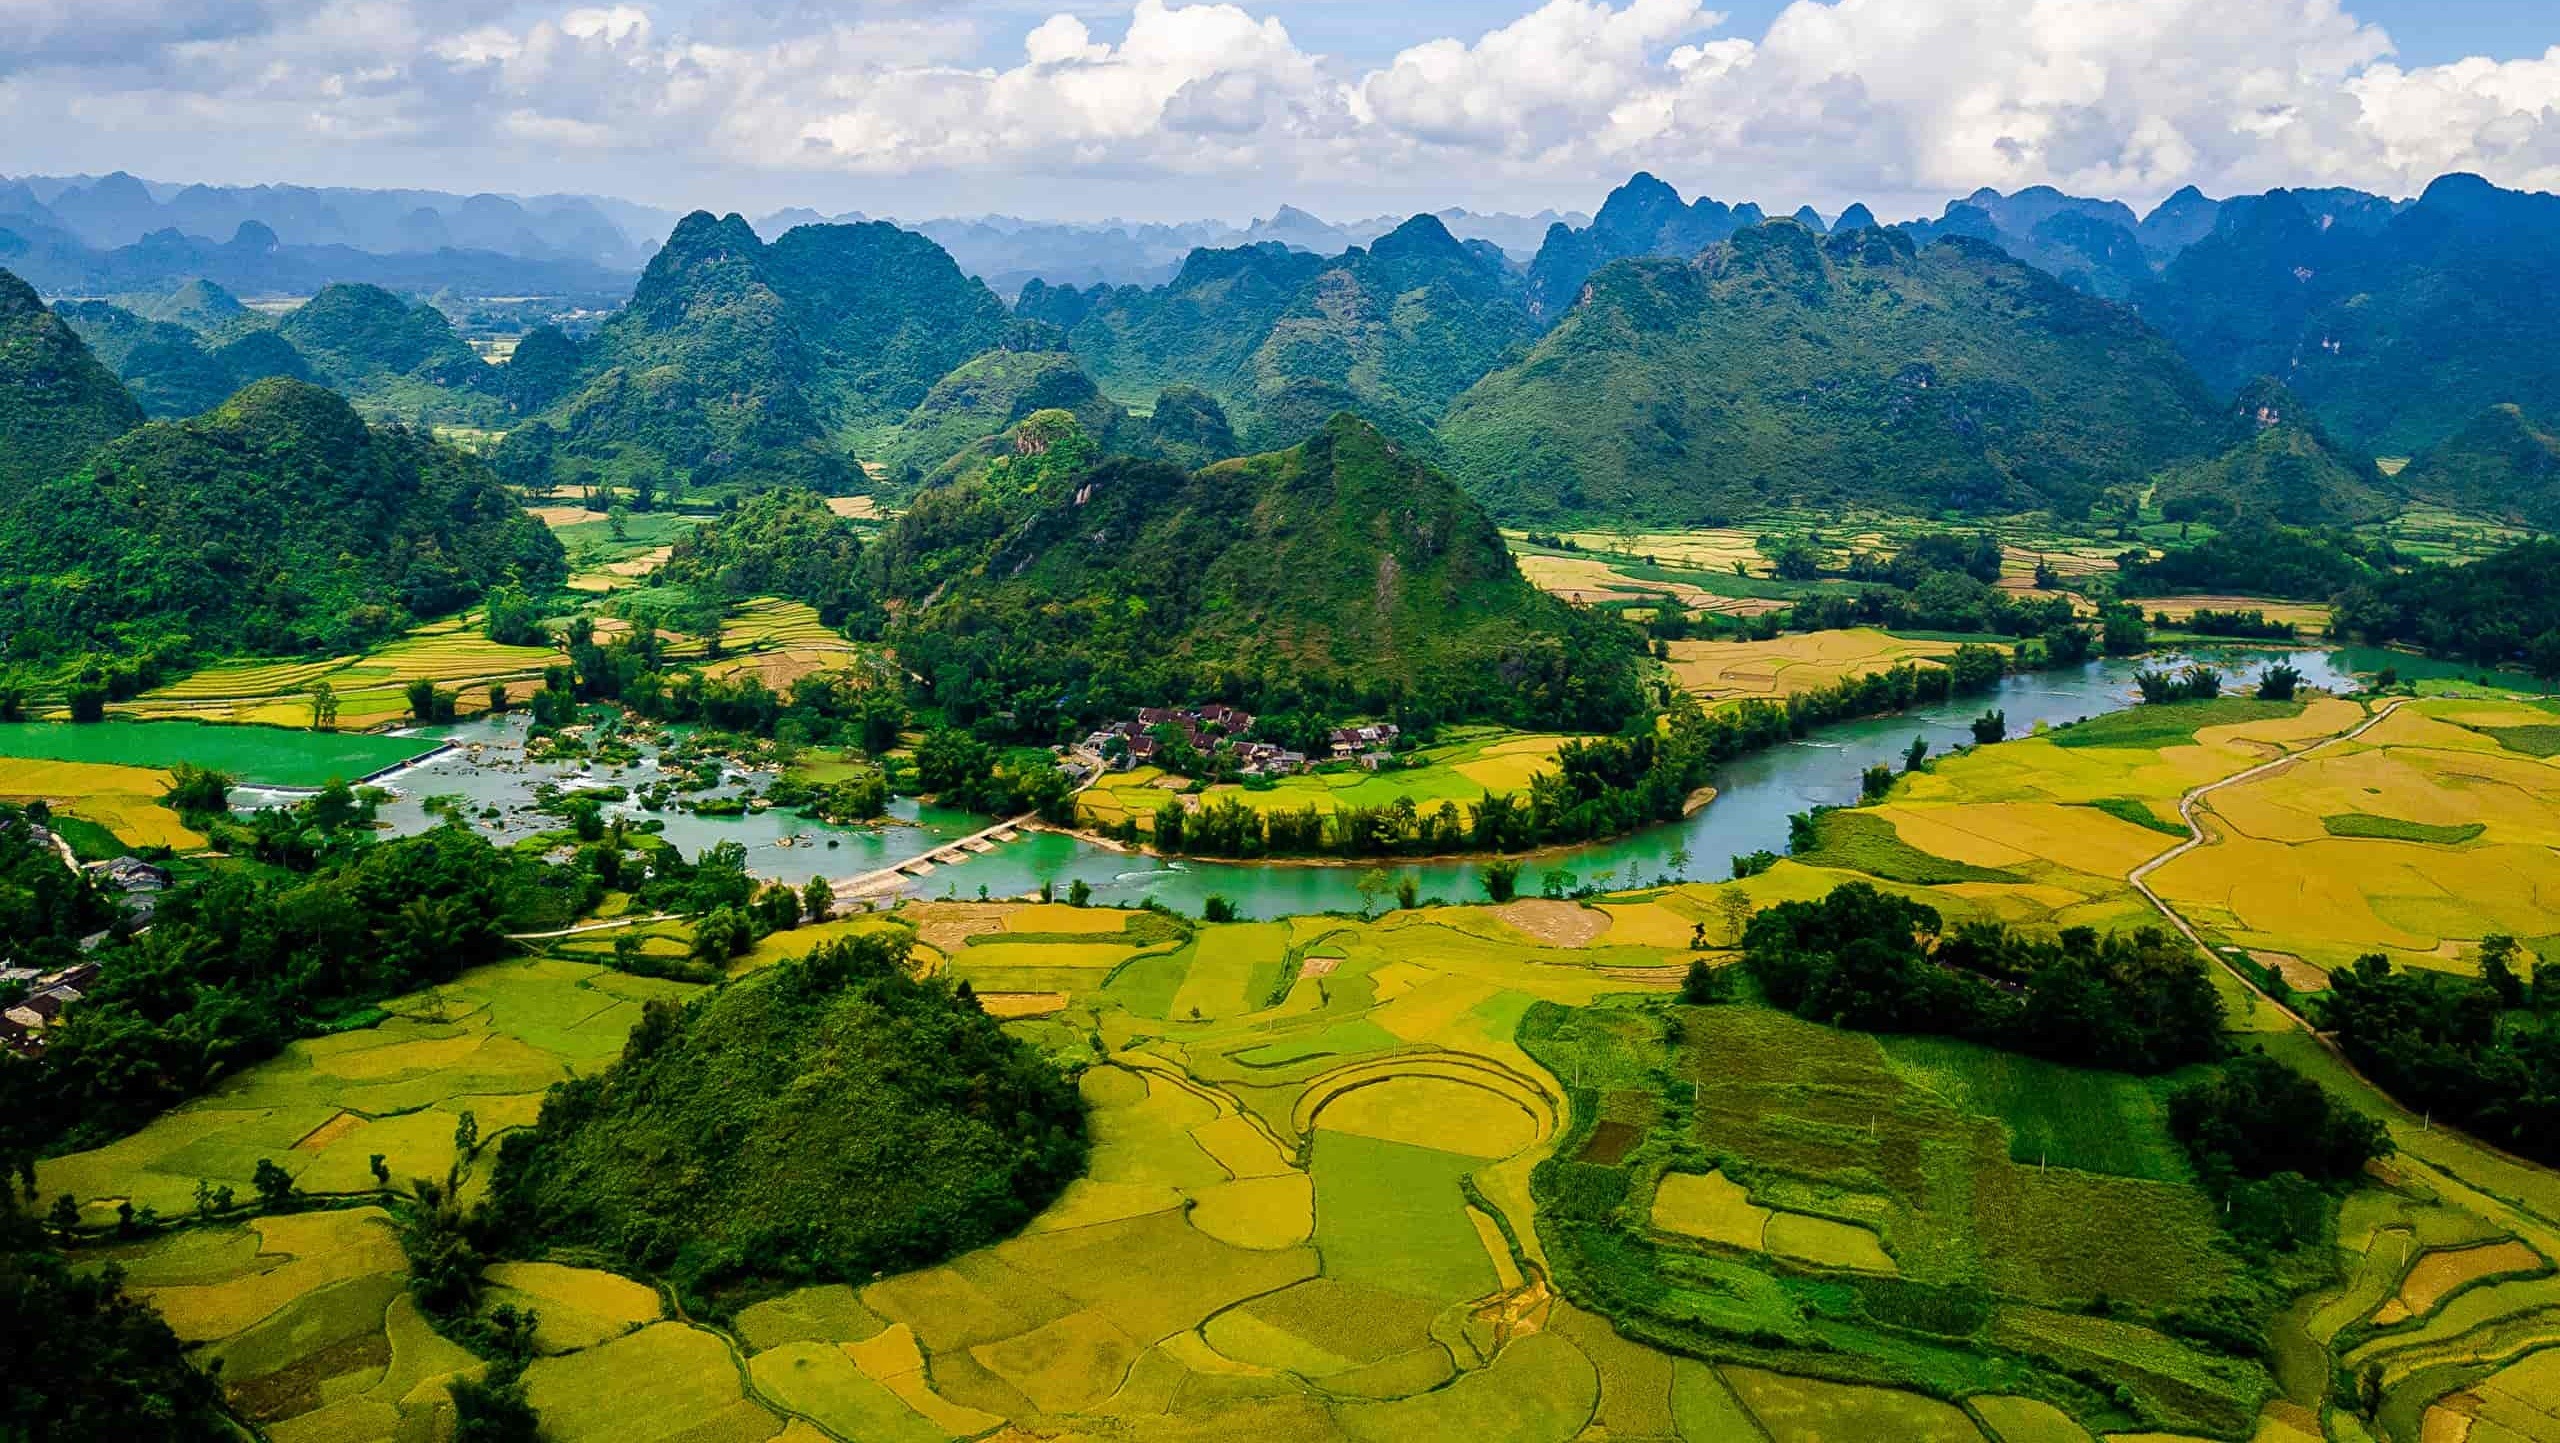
[276,649,2353,920]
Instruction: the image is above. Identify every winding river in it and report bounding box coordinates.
[280,649,2353,920]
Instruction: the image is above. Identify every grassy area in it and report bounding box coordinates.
[2323,813,2487,845]
[2047,698,2307,750]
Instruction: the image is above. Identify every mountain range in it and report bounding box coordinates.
[15,164,2560,530]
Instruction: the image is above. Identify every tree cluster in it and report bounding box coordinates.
[1741,883,2227,1073]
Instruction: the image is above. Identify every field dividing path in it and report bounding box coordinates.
[2127,695,2411,1031]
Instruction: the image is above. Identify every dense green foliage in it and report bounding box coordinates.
[873,333,1125,479]
[1442,225,2220,522]
[2333,537,2560,669]
[504,212,1007,495]
[1133,384,1241,469]
[274,282,503,424]
[0,268,142,497]
[880,413,1645,737]
[2321,951,2560,1166]
[0,1202,233,1441]
[489,931,1086,1305]
[2139,175,2560,454]
[2117,521,2382,600]
[2150,378,2392,525]
[0,379,565,664]
[0,823,579,1159]
[2399,403,2560,529]
[54,300,300,418]
[649,487,868,624]
[0,806,116,974]
[2168,1051,2391,1252]
[1067,217,1535,451]
[1742,883,2226,1073]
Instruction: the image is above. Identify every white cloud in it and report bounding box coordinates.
[2,0,2558,214]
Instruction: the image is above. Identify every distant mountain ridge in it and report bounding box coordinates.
[1442,223,2223,521]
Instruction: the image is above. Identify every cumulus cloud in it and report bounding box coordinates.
[1,0,2558,213]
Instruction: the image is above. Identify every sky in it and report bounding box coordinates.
[3,0,2558,224]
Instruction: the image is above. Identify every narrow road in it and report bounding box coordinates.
[2127,695,2410,1031]
[507,914,675,942]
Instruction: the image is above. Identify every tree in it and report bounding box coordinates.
[1202,895,1238,923]
[1481,858,1522,904]
[1903,736,1930,773]
[1717,886,1754,946]
[1971,710,2007,745]
[1067,878,1093,907]
[251,1158,296,1211]
[2257,663,2305,701]
[803,875,834,923]
[1354,867,1393,917]
[1861,765,1895,801]
[309,681,338,732]
[370,1154,392,1191]
[160,763,232,816]
[1395,877,1420,911]
[46,1194,79,1242]
[1681,959,1730,1004]
[2481,935,2526,1008]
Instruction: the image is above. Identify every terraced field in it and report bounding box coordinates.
[49,674,2560,1443]
[122,616,561,730]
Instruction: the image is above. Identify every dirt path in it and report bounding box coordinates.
[2127,695,2410,1031]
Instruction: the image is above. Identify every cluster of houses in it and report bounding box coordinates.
[0,962,98,1058]
[1075,706,1406,778]
[0,822,173,1056]
[1079,704,1310,777]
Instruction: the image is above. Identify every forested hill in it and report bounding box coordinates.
[2136,174,2560,455]
[1061,215,1536,452]
[877,412,1644,734]
[500,210,1009,495]
[2399,403,2560,530]
[1439,223,2221,523]
[2150,377,2394,525]
[0,267,142,497]
[0,378,563,665]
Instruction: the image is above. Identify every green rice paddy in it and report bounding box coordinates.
[0,719,441,787]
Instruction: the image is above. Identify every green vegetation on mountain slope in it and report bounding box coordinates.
[488,929,1087,1306]
[2139,173,2560,455]
[1441,225,2221,523]
[2150,376,2394,525]
[502,211,1008,495]
[56,299,312,418]
[274,281,504,425]
[877,412,1644,735]
[0,267,142,497]
[1066,216,1535,452]
[871,326,1127,480]
[0,378,563,665]
[2399,402,2560,530]
[648,485,868,624]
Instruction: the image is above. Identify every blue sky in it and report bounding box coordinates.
[4,0,2557,220]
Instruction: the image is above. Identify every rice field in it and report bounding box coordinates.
[0,719,441,789]
[56,664,2560,1443]
[0,756,203,849]
[1665,629,1993,702]
[1078,730,1570,834]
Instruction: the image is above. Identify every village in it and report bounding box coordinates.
[1073,704,1403,779]
[1,816,170,1057]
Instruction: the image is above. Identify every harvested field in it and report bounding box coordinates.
[1666,629,1984,702]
